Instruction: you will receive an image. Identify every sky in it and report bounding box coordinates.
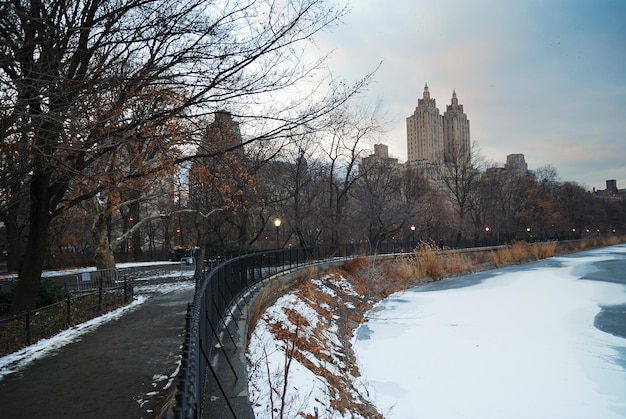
[312,0,626,191]
[247,245,626,418]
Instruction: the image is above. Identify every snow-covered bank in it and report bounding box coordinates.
[246,245,626,418]
[354,245,626,418]
[247,273,380,418]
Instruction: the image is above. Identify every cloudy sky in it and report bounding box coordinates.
[313,0,626,191]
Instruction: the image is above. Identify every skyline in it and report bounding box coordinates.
[312,0,626,191]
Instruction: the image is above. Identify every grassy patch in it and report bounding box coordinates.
[0,290,132,357]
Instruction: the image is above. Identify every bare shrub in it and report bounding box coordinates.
[342,257,368,274]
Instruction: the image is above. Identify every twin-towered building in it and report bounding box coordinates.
[406,83,471,165]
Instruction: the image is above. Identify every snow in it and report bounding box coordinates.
[353,245,626,418]
[0,262,194,381]
[0,261,181,280]
[0,295,147,380]
[247,246,626,418]
[247,275,375,418]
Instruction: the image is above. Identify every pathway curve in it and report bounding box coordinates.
[0,268,195,419]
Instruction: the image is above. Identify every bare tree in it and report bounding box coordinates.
[317,101,386,245]
[434,141,485,246]
[0,0,374,313]
[351,157,405,247]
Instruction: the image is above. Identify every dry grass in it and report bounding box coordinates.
[413,242,444,280]
[536,241,558,258]
[558,235,626,253]
[490,240,558,267]
[248,234,626,418]
[445,252,473,276]
[246,266,327,343]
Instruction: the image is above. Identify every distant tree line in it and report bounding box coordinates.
[1,0,623,314]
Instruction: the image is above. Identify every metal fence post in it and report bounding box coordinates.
[66,293,71,325]
[98,274,103,311]
[25,306,31,345]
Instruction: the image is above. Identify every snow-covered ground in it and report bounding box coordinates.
[247,245,626,418]
[354,245,626,418]
[247,273,378,418]
[0,262,194,380]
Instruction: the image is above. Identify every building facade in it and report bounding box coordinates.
[443,90,471,163]
[504,153,528,173]
[406,84,470,165]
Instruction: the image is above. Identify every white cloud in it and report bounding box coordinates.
[311,0,626,189]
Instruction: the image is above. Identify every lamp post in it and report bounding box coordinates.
[410,225,416,246]
[274,218,281,249]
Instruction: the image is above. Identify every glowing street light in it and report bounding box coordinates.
[274,218,282,249]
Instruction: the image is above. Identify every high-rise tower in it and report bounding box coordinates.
[443,90,471,163]
[406,84,471,165]
[406,84,444,163]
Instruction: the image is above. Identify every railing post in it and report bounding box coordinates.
[66,293,71,325]
[25,306,31,345]
[98,274,103,311]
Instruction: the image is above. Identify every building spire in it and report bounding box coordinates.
[423,83,430,99]
[452,89,458,106]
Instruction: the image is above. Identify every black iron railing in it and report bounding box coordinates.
[171,242,400,418]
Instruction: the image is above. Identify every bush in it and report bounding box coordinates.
[36,278,66,307]
[342,257,368,274]
[0,288,14,314]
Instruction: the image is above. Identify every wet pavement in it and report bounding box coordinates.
[0,265,195,419]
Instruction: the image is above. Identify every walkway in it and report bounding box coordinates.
[0,276,195,419]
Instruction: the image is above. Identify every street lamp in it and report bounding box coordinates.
[410,225,416,246]
[274,218,281,249]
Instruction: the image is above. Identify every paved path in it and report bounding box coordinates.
[0,279,195,419]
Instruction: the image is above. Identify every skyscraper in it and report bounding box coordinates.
[406,84,470,164]
[443,90,470,163]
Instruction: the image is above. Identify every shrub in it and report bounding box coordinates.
[36,277,66,307]
[342,257,368,274]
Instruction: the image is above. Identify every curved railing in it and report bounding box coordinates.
[170,242,405,418]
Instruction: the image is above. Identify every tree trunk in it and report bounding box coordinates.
[10,172,52,313]
[92,197,116,270]
[2,212,21,273]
